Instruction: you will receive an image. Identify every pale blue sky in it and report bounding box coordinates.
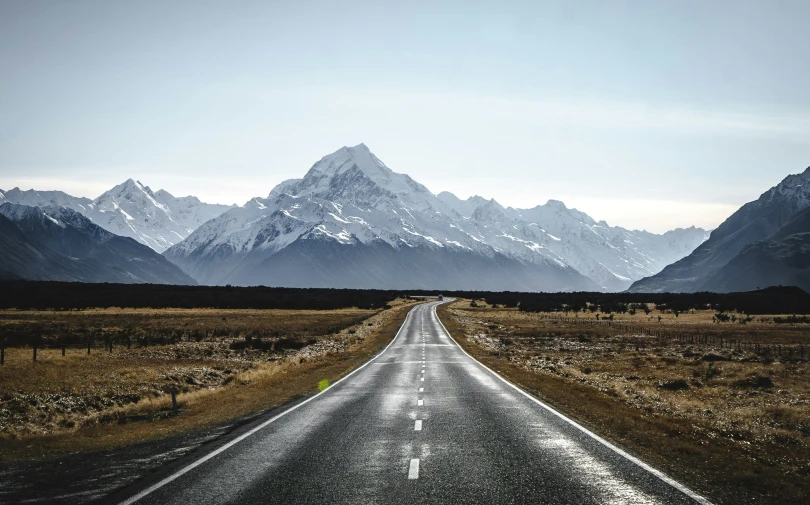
[1,0,809,232]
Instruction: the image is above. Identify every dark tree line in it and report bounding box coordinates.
[501,286,809,315]
[0,281,401,310]
[1,281,807,315]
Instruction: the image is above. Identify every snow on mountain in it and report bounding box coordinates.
[166,144,708,291]
[437,192,492,217]
[0,202,196,284]
[0,181,234,253]
[0,188,96,213]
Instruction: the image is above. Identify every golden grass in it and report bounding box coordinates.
[439,300,810,505]
[0,299,418,461]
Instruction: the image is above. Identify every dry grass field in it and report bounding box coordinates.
[439,299,809,505]
[0,300,417,460]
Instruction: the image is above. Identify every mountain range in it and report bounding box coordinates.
[164,144,708,291]
[629,167,810,293]
[10,144,805,293]
[0,180,234,253]
[0,203,194,284]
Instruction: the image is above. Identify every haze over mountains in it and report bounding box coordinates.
[4,144,807,293]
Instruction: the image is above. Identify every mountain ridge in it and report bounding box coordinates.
[0,202,196,285]
[629,166,810,292]
[0,181,235,252]
[165,144,708,291]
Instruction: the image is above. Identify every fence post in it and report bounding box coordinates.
[1,347,4,365]
[127,337,131,349]
[33,346,37,362]
[88,343,91,355]
[171,391,178,416]
[62,346,66,357]
[109,341,113,353]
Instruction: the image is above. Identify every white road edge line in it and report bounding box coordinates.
[414,420,423,431]
[408,458,420,479]
[432,302,713,505]
[118,306,420,505]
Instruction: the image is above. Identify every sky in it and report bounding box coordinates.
[1,0,809,233]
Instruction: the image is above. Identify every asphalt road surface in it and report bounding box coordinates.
[116,301,709,505]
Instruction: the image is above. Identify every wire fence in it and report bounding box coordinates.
[0,335,181,365]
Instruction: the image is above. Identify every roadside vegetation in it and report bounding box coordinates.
[438,299,809,505]
[0,299,417,460]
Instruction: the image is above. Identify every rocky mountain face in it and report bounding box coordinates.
[697,206,810,293]
[0,203,196,285]
[0,211,87,282]
[0,181,233,252]
[443,196,708,291]
[165,144,707,291]
[629,167,810,293]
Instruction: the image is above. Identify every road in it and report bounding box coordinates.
[115,301,709,505]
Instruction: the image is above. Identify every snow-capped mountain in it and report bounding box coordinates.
[0,181,234,252]
[630,166,810,293]
[165,144,707,291]
[0,202,195,284]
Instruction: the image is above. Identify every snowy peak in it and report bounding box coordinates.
[90,180,235,252]
[1,180,233,253]
[437,192,490,217]
[762,167,810,210]
[545,199,568,210]
[0,187,94,211]
[96,179,167,213]
[0,202,65,228]
[0,203,101,236]
[285,144,437,211]
[166,143,709,291]
[471,198,507,225]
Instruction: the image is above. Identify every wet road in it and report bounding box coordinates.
[116,301,709,505]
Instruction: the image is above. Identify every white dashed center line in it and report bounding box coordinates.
[414,420,423,431]
[419,387,424,392]
[420,377,424,381]
[417,399,424,406]
[408,458,420,479]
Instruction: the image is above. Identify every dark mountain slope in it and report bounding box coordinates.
[0,203,196,285]
[629,167,810,292]
[0,212,88,281]
[224,235,598,291]
[698,207,810,293]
